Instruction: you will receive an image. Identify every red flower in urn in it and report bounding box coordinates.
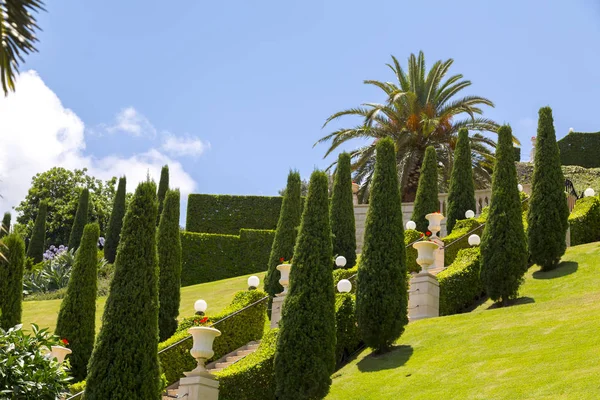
[200,316,209,324]
[61,338,69,346]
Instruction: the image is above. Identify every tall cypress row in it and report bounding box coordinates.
[0,212,10,238]
[330,152,357,269]
[356,137,408,353]
[104,176,127,264]
[85,181,160,399]
[156,165,169,225]
[55,223,100,381]
[158,189,182,341]
[26,201,47,263]
[0,233,26,330]
[446,129,477,234]
[274,170,336,400]
[411,146,439,232]
[68,188,89,251]
[481,125,528,306]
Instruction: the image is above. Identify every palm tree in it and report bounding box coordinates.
[0,0,45,95]
[316,51,516,202]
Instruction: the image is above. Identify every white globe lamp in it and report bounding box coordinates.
[194,299,208,315]
[406,220,417,230]
[247,275,260,289]
[468,234,481,246]
[584,188,595,197]
[517,184,523,192]
[337,279,352,293]
[335,256,347,268]
[465,210,475,219]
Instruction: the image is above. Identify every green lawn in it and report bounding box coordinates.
[21,271,265,334]
[328,242,600,400]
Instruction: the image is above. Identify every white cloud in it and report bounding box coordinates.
[162,134,210,157]
[0,70,197,216]
[105,106,157,137]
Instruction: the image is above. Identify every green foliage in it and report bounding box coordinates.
[158,190,182,341]
[412,146,439,232]
[356,137,408,354]
[442,218,483,266]
[404,229,423,273]
[437,248,483,316]
[568,196,600,246]
[239,229,275,276]
[557,131,600,168]
[335,293,361,366]
[158,290,267,385]
[84,180,160,400]
[333,265,358,294]
[68,188,89,252]
[26,200,47,263]
[265,171,302,304]
[186,194,282,234]
[481,125,528,305]
[104,176,126,264]
[274,170,336,400]
[0,324,71,399]
[527,107,569,271]
[0,212,10,238]
[0,233,26,329]
[55,223,100,381]
[330,153,357,269]
[513,146,521,162]
[446,129,477,234]
[157,165,169,225]
[15,167,116,246]
[22,248,76,295]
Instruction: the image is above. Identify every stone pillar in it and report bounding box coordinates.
[566,226,571,248]
[431,237,444,270]
[408,272,439,320]
[352,182,360,206]
[177,374,219,400]
[270,294,286,329]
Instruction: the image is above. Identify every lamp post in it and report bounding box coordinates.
[194,299,207,316]
[247,275,260,290]
[518,184,524,192]
[406,220,417,230]
[337,279,352,293]
[465,210,475,219]
[468,234,481,246]
[335,256,347,268]
[584,188,595,197]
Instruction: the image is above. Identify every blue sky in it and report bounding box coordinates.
[2,0,600,218]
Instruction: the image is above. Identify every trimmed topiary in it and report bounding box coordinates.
[411,146,439,232]
[264,171,302,305]
[274,170,336,400]
[55,223,100,381]
[104,176,126,264]
[158,190,182,341]
[156,165,169,225]
[68,188,89,252]
[84,180,160,399]
[446,129,476,234]
[527,107,569,271]
[480,125,528,306]
[0,212,10,238]
[330,152,357,269]
[0,233,26,330]
[356,137,408,354]
[26,201,47,263]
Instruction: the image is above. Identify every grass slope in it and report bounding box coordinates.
[21,272,265,333]
[328,242,600,400]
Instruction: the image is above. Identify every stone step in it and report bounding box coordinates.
[246,343,259,350]
[208,367,223,373]
[226,355,244,363]
[236,349,254,356]
[215,361,233,369]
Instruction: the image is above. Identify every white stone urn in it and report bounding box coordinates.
[276,263,292,296]
[352,182,360,205]
[412,241,440,274]
[49,345,72,363]
[185,326,222,377]
[425,212,445,237]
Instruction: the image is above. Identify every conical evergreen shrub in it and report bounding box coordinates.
[527,107,569,271]
[55,223,100,381]
[68,188,89,251]
[158,189,182,341]
[26,201,47,263]
[0,212,10,238]
[104,176,127,264]
[481,125,528,306]
[0,233,26,330]
[84,181,160,399]
[274,170,336,400]
[156,165,169,225]
[264,171,302,302]
[411,146,439,232]
[356,137,408,353]
[446,129,477,234]
[330,152,357,269]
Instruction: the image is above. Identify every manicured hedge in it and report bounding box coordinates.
[186,194,283,234]
[334,293,361,366]
[568,196,600,246]
[404,229,423,274]
[240,229,275,275]
[557,131,600,168]
[437,248,484,316]
[158,289,267,385]
[442,218,483,266]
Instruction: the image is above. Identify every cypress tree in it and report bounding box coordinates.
[55,223,100,381]
[481,125,528,306]
[26,201,47,263]
[104,176,127,264]
[264,171,302,301]
[527,107,569,271]
[68,188,89,251]
[446,129,477,234]
[411,146,439,232]
[356,137,408,354]
[84,181,160,399]
[0,233,26,330]
[330,152,357,269]
[0,212,10,238]
[274,170,336,400]
[156,165,169,225]
[158,189,182,341]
